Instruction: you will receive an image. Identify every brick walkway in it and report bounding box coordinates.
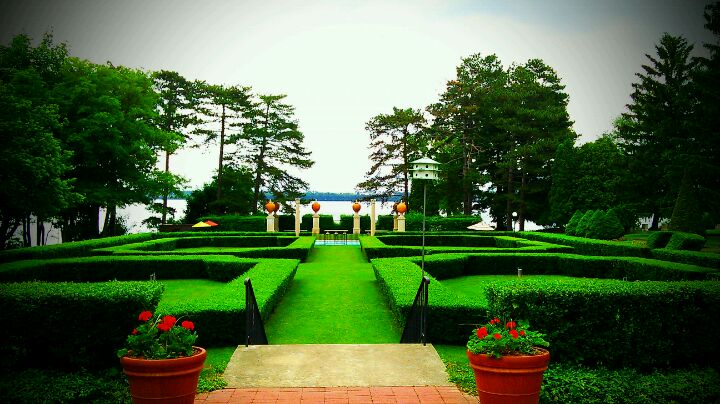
[195,386,478,403]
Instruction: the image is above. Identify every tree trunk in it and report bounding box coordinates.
[252,104,271,213]
[217,104,226,201]
[22,215,31,247]
[36,217,46,246]
[402,128,409,208]
[650,207,660,230]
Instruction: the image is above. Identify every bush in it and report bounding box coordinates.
[158,259,299,346]
[584,210,606,239]
[590,209,624,240]
[666,232,706,251]
[565,210,584,236]
[651,248,720,269]
[574,210,595,238]
[0,233,153,263]
[198,215,266,231]
[0,255,256,283]
[0,281,164,369]
[377,215,394,230]
[647,231,673,249]
[516,232,650,257]
[0,368,130,403]
[486,278,720,368]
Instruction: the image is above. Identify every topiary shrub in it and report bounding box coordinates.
[565,210,584,236]
[574,210,595,238]
[590,209,625,240]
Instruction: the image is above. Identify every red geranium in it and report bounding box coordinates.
[467,316,549,359]
[506,321,517,329]
[118,311,199,360]
[510,329,519,339]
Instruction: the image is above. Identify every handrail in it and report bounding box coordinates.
[245,278,268,346]
[400,276,430,345]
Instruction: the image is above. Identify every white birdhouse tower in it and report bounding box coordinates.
[410,157,440,180]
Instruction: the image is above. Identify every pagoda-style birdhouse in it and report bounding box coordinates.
[410,157,440,180]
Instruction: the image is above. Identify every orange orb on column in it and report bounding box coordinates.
[397,202,407,214]
[265,201,275,214]
[312,201,321,213]
[352,202,361,213]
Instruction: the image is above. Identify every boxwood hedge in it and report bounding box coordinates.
[0,255,256,283]
[0,233,153,263]
[157,258,299,346]
[0,281,164,370]
[373,253,720,368]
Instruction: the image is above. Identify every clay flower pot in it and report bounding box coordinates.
[466,348,550,404]
[120,347,207,404]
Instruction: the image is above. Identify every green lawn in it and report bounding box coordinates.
[159,279,227,304]
[265,246,402,343]
[441,275,577,307]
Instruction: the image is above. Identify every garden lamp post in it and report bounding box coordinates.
[410,157,441,279]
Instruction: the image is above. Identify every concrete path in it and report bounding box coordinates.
[224,344,453,388]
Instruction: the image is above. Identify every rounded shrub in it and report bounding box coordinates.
[647,231,674,249]
[591,209,625,240]
[585,210,607,239]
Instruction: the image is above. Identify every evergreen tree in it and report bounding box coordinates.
[565,210,584,236]
[356,107,427,206]
[575,210,595,238]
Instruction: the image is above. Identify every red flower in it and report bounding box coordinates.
[132,328,138,335]
[505,321,517,329]
[476,327,488,339]
[138,311,153,322]
[157,322,172,332]
[161,315,176,326]
[181,320,194,331]
[490,317,500,325]
[520,330,526,337]
[493,333,502,340]
[510,329,519,339]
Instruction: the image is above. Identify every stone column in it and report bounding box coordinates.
[393,213,398,231]
[397,213,406,232]
[274,213,279,232]
[312,213,320,235]
[294,198,301,237]
[353,212,361,235]
[267,213,276,232]
[370,199,376,236]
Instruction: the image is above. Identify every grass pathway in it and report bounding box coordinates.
[265,246,402,344]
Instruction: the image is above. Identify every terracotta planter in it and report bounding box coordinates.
[120,347,207,404]
[467,348,550,404]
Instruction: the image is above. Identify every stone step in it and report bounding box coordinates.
[223,344,452,388]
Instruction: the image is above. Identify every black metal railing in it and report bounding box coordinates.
[400,276,430,345]
[245,278,268,347]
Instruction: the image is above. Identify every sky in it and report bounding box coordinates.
[1,0,715,193]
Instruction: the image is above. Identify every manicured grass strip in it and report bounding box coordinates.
[198,346,236,392]
[265,246,402,344]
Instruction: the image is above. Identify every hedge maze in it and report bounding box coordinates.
[0,233,311,370]
[363,231,720,370]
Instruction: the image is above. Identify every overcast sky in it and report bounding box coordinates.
[1,0,714,193]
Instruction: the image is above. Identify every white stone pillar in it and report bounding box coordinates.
[267,213,276,232]
[294,198,301,236]
[312,213,320,235]
[370,199,376,236]
[393,213,398,231]
[274,213,279,232]
[397,214,406,232]
[353,212,361,235]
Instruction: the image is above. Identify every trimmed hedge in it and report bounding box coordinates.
[0,255,256,283]
[651,248,720,269]
[0,281,164,369]
[373,253,720,367]
[0,233,153,263]
[197,215,266,231]
[666,232,706,251]
[647,231,673,249]
[361,235,572,260]
[514,232,650,257]
[486,278,720,368]
[157,258,299,346]
[99,236,316,262]
[417,253,718,281]
[372,257,482,344]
